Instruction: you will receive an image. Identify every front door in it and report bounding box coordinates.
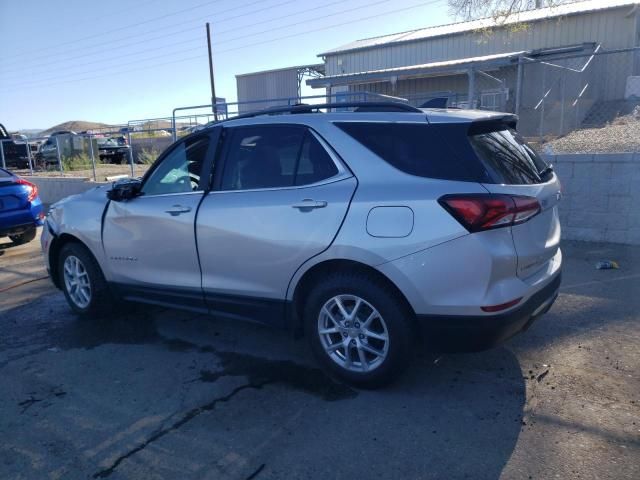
[196,124,357,325]
[103,132,216,310]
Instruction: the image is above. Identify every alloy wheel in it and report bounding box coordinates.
[63,255,92,309]
[317,294,390,373]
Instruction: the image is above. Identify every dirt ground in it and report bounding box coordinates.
[0,233,638,479]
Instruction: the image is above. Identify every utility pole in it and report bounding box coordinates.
[206,22,218,121]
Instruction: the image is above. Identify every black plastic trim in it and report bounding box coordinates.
[111,282,289,327]
[416,272,561,353]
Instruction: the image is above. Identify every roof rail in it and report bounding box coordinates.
[226,101,423,122]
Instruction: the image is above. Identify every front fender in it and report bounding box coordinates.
[46,185,111,284]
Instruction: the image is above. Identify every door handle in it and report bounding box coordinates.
[165,205,192,216]
[291,199,327,210]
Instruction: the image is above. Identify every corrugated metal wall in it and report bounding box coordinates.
[236,68,300,113]
[325,8,638,76]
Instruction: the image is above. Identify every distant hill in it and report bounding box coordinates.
[41,121,113,136]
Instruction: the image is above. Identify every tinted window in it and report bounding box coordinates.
[0,169,12,179]
[336,122,485,182]
[142,136,209,195]
[295,134,339,186]
[468,128,548,185]
[220,126,338,190]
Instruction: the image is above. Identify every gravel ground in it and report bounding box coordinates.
[546,113,640,154]
[0,234,638,479]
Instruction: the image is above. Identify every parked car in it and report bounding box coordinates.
[97,136,131,164]
[0,123,31,169]
[0,168,43,245]
[35,132,81,166]
[35,136,60,165]
[41,102,562,387]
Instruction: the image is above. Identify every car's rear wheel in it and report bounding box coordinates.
[58,242,114,317]
[9,226,37,245]
[304,271,413,388]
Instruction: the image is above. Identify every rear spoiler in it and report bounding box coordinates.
[468,114,518,135]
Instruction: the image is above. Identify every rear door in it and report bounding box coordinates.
[468,126,561,280]
[196,124,356,325]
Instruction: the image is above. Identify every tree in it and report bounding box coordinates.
[448,0,566,21]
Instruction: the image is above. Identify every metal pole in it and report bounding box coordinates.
[559,76,566,135]
[55,136,63,175]
[171,109,177,142]
[26,140,33,175]
[88,135,97,181]
[539,65,546,143]
[127,131,134,177]
[515,57,523,115]
[206,23,218,122]
[467,67,475,109]
[0,141,6,169]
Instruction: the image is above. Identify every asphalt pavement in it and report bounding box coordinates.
[0,232,638,480]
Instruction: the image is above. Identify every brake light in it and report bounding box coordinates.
[16,178,38,203]
[439,194,540,232]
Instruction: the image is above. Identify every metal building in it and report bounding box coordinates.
[306,0,640,135]
[235,64,324,113]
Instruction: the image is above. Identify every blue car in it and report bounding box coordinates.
[0,168,44,246]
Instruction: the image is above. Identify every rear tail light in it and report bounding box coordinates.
[16,178,38,203]
[438,194,540,232]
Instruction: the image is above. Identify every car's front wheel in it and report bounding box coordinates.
[304,271,413,388]
[58,242,114,317]
[9,226,37,245]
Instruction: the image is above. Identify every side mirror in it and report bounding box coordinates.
[107,178,142,201]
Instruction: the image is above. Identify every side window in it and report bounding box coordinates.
[336,122,487,182]
[220,126,304,190]
[142,136,209,196]
[294,133,339,186]
[220,126,339,191]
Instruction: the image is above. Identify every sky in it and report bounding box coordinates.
[0,0,454,130]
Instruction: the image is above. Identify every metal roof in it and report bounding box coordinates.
[235,63,324,78]
[319,0,639,56]
[307,51,525,87]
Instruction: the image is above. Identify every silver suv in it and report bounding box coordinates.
[41,102,562,387]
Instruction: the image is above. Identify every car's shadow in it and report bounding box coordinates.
[29,303,526,480]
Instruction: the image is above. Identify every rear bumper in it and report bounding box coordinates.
[0,222,39,237]
[417,271,561,352]
[0,200,44,237]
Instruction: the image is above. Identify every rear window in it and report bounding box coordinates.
[468,128,549,185]
[335,122,487,182]
[0,169,12,179]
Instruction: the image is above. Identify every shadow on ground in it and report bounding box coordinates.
[0,298,527,479]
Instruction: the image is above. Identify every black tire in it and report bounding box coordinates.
[304,271,413,388]
[9,226,37,245]
[58,242,114,318]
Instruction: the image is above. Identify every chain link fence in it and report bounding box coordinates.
[1,133,146,181]
[519,48,640,153]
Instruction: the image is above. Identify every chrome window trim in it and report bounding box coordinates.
[134,190,205,200]
[206,175,353,196]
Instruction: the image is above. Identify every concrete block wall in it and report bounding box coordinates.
[29,176,109,206]
[548,153,640,245]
